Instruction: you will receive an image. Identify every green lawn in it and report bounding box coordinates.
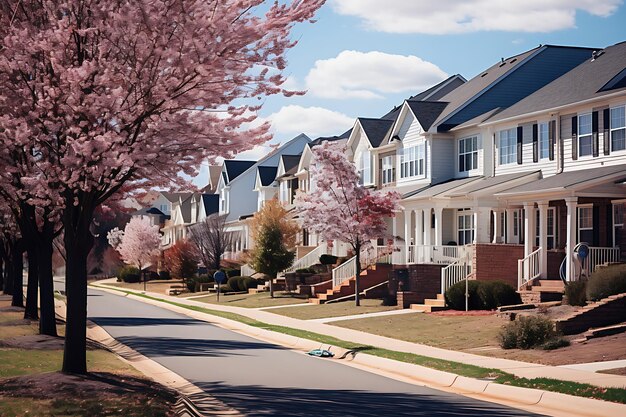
[191,291,309,308]
[331,312,506,351]
[268,299,399,320]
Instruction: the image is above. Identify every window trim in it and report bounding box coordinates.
[577,204,593,243]
[359,149,373,185]
[399,142,425,180]
[610,105,626,152]
[577,112,593,158]
[458,135,479,172]
[456,208,475,245]
[498,128,517,165]
[381,155,395,185]
[538,121,550,160]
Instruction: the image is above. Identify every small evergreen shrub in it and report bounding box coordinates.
[445,280,482,310]
[190,275,215,292]
[586,264,626,301]
[224,268,241,278]
[498,315,557,349]
[227,276,249,292]
[118,266,141,283]
[445,280,520,310]
[319,254,339,265]
[565,280,587,306]
[158,271,171,280]
[542,337,570,350]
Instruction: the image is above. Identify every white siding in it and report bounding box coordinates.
[431,137,455,184]
[495,121,558,177]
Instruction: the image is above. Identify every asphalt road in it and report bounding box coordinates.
[84,287,545,417]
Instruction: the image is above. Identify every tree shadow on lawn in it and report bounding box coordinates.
[191,382,546,417]
[114,336,282,358]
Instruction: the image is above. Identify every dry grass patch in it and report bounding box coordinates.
[192,291,308,308]
[269,299,398,320]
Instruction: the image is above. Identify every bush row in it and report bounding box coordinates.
[445,280,521,310]
[564,263,626,306]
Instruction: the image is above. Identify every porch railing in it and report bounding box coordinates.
[283,242,328,274]
[332,255,356,288]
[517,247,541,289]
[241,264,256,277]
[585,247,620,277]
[407,245,466,265]
[441,245,474,294]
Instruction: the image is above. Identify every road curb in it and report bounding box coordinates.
[92,284,626,417]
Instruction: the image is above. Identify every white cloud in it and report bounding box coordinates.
[305,50,448,99]
[330,0,622,34]
[235,105,354,160]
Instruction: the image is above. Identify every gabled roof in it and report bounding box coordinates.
[204,165,222,193]
[404,100,449,132]
[132,207,166,216]
[487,42,626,124]
[161,192,189,203]
[358,118,395,147]
[410,74,467,102]
[223,160,256,184]
[177,194,194,224]
[257,166,278,186]
[310,128,352,147]
[201,194,219,216]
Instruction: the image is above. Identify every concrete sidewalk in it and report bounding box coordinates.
[94,279,626,389]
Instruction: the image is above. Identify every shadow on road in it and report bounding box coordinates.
[89,317,202,327]
[114,336,282,358]
[191,382,546,417]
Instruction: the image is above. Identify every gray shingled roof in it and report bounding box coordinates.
[257,166,278,186]
[446,171,540,197]
[495,164,626,196]
[202,194,219,216]
[403,177,479,199]
[487,42,626,123]
[161,192,190,203]
[405,101,449,132]
[224,160,256,183]
[358,118,395,147]
[281,155,301,176]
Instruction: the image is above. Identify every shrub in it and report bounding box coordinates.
[381,294,397,306]
[228,276,253,292]
[159,271,171,280]
[586,264,626,301]
[542,337,570,350]
[445,280,521,310]
[118,265,141,283]
[224,268,241,278]
[148,271,159,281]
[565,280,587,306]
[295,268,314,274]
[319,254,338,265]
[498,315,557,349]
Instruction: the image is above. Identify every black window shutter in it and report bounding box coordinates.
[549,120,556,161]
[592,205,600,247]
[532,123,538,163]
[592,111,599,157]
[603,108,610,155]
[571,116,578,161]
[517,126,523,165]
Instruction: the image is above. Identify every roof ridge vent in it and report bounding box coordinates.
[591,50,605,62]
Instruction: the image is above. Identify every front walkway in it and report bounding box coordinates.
[93,279,626,389]
[308,308,421,323]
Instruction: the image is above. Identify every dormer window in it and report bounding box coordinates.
[578,113,593,157]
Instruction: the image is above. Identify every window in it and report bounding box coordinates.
[578,113,593,157]
[358,151,372,185]
[615,203,625,250]
[280,181,288,203]
[535,208,556,249]
[539,122,549,159]
[578,205,593,244]
[499,128,517,165]
[610,106,626,152]
[160,204,168,213]
[381,155,395,185]
[459,136,478,172]
[457,209,475,245]
[399,144,425,179]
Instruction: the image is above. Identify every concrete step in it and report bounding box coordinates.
[436,293,445,301]
[409,303,447,313]
[424,298,445,307]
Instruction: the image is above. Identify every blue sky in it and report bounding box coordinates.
[195,0,626,184]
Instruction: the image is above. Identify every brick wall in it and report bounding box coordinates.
[547,251,566,280]
[402,264,443,304]
[474,244,525,288]
[397,291,421,309]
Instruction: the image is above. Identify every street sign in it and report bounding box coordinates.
[214,271,227,302]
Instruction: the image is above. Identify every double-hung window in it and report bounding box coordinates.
[399,143,425,179]
[535,208,556,249]
[578,205,593,244]
[459,136,478,172]
[381,155,394,185]
[578,113,593,157]
[499,128,516,165]
[539,122,549,159]
[457,209,475,245]
[610,105,626,152]
[359,150,372,185]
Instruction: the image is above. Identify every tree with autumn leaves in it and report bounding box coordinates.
[0,0,324,373]
[295,141,399,306]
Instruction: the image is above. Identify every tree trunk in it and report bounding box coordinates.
[38,236,57,337]
[0,254,4,293]
[24,248,39,320]
[3,244,13,295]
[354,242,361,307]
[62,201,94,374]
[11,241,24,307]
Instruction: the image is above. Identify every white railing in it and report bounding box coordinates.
[517,247,542,289]
[332,255,357,288]
[283,242,328,274]
[406,245,466,265]
[585,247,620,277]
[440,245,474,294]
[241,264,256,277]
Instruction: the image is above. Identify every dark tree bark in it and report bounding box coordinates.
[0,249,4,293]
[354,241,361,307]
[37,232,57,336]
[11,239,25,307]
[2,242,13,295]
[62,197,95,374]
[24,247,39,320]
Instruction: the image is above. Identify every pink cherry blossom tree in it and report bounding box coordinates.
[0,0,324,373]
[108,217,161,290]
[295,141,399,306]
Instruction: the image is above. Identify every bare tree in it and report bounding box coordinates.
[188,214,234,271]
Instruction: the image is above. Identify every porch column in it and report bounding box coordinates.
[523,202,536,257]
[565,197,578,281]
[423,209,432,246]
[434,207,443,246]
[404,210,411,263]
[505,208,516,244]
[415,209,423,245]
[392,214,397,243]
[492,209,501,243]
[475,207,491,244]
[537,201,549,278]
